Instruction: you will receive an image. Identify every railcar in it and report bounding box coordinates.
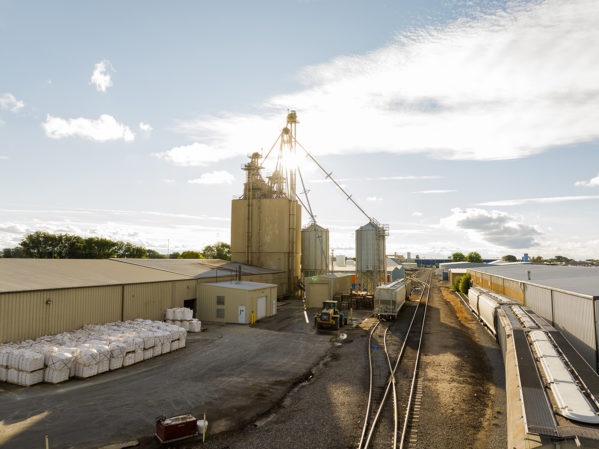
[374,279,409,319]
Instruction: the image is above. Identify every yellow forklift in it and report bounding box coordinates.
[314,300,348,330]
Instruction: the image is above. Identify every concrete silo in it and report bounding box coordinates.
[356,221,388,293]
[230,113,302,298]
[301,222,329,278]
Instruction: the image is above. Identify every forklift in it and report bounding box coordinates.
[314,300,348,330]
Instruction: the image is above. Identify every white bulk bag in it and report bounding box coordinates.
[0,366,7,382]
[44,368,69,384]
[18,369,44,386]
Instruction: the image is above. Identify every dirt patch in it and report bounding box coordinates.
[417,276,500,449]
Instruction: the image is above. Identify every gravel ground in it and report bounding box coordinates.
[415,275,506,449]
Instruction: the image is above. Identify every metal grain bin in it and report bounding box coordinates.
[355,221,387,293]
[301,223,329,277]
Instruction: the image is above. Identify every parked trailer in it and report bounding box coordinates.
[374,279,409,319]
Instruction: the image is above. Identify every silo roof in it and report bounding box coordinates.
[0,259,191,293]
[469,264,599,297]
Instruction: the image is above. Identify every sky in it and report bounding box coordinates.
[1,0,599,259]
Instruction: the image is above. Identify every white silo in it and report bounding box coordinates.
[301,222,329,278]
[356,221,388,293]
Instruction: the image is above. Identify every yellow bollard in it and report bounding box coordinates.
[45,435,49,449]
[350,308,353,320]
[203,412,207,443]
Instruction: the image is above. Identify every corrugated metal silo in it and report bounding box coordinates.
[301,223,329,278]
[356,221,388,293]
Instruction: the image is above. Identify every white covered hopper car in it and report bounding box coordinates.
[374,279,411,319]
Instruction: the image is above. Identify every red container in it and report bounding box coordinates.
[156,414,197,442]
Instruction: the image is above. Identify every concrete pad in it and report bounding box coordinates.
[0,324,331,449]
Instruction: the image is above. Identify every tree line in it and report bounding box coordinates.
[1,231,231,261]
[450,251,483,263]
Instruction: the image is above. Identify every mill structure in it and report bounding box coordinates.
[230,112,302,297]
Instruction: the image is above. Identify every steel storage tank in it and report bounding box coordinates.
[301,223,329,278]
[355,221,388,293]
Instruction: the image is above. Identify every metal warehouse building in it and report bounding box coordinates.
[468,265,599,370]
[197,281,277,324]
[0,259,282,344]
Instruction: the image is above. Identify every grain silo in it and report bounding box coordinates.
[356,221,388,293]
[230,113,302,298]
[301,222,329,278]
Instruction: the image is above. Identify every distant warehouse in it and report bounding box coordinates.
[468,264,599,370]
[0,259,281,343]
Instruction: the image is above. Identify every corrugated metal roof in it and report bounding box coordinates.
[111,258,282,279]
[469,265,599,297]
[200,280,277,290]
[0,259,191,293]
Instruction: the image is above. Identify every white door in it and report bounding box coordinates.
[257,296,267,320]
[238,305,246,324]
[272,299,277,316]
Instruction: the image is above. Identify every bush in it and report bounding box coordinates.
[459,273,472,295]
[452,276,461,291]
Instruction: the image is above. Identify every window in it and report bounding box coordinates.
[216,309,225,318]
[217,295,225,306]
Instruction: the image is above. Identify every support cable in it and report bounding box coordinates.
[294,138,373,224]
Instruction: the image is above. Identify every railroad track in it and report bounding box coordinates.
[358,269,433,449]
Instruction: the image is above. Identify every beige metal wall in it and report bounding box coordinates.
[123,280,196,321]
[231,198,301,297]
[305,275,352,308]
[306,283,330,308]
[197,284,277,324]
[0,286,122,344]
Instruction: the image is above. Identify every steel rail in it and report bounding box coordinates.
[362,269,431,449]
[383,326,399,449]
[398,269,432,449]
[358,319,382,449]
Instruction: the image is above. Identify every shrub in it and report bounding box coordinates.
[459,273,472,295]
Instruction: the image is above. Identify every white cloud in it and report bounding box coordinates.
[0,156,8,160]
[153,142,241,166]
[442,208,541,249]
[139,122,153,132]
[0,93,24,112]
[188,171,235,185]
[575,173,599,187]
[413,189,456,194]
[90,60,114,92]
[412,211,423,217]
[42,114,135,142]
[477,195,599,207]
[169,0,599,166]
[162,178,175,184]
[366,196,382,202]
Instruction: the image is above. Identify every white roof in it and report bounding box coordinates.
[200,280,276,291]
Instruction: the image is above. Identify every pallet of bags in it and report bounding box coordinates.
[3,348,45,386]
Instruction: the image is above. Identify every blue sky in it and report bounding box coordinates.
[1,0,599,259]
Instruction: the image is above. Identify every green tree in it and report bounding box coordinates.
[466,251,482,263]
[459,273,472,294]
[169,251,181,259]
[530,256,544,263]
[502,254,518,262]
[119,242,147,258]
[451,252,466,262]
[146,249,165,259]
[2,247,26,257]
[202,242,231,261]
[178,250,204,259]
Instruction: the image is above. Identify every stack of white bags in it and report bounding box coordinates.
[165,307,202,333]
[0,319,186,387]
